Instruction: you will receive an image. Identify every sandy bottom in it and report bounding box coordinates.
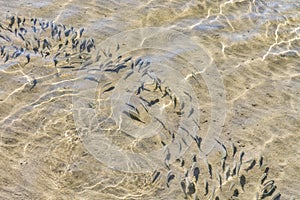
[0,0,299,199]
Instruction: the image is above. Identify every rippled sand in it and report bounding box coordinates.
[0,0,299,199]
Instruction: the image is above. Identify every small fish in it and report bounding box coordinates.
[125,103,139,114]
[217,172,222,190]
[240,175,246,191]
[225,166,230,181]
[25,54,30,63]
[231,142,237,158]
[180,180,187,197]
[116,43,120,51]
[183,91,192,101]
[204,179,209,195]
[148,98,159,107]
[271,193,281,200]
[84,76,99,83]
[18,32,25,41]
[215,138,227,159]
[259,155,264,168]
[103,86,115,93]
[166,170,175,187]
[187,182,196,195]
[123,110,145,124]
[123,71,134,80]
[191,135,202,150]
[260,172,268,185]
[239,151,245,164]
[187,108,194,118]
[193,167,200,182]
[164,148,171,169]
[135,58,142,66]
[79,27,84,37]
[123,56,132,62]
[60,66,75,69]
[245,159,256,172]
[29,79,37,90]
[228,182,235,192]
[152,171,160,183]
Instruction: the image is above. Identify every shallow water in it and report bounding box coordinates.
[0,0,299,199]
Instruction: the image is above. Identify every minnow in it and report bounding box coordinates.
[191,135,202,150]
[79,27,84,37]
[148,98,159,106]
[152,170,160,183]
[103,86,115,93]
[193,167,200,182]
[215,138,227,159]
[204,179,209,195]
[225,166,230,180]
[183,91,192,101]
[245,159,256,172]
[124,71,134,80]
[231,142,237,158]
[259,155,264,168]
[154,117,167,130]
[187,108,194,118]
[164,148,171,169]
[187,182,196,195]
[123,110,145,124]
[135,58,142,66]
[271,193,281,200]
[260,172,268,184]
[29,79,37,90]
[123,56,132,62]
[179,126,189,135]
[25,54,30,63]
[180,180,187,197]
[239,175,246,191]
[217,172,222,190]
[116,43,120,51]
[239,151,245,164]
[166,170,175,187]
[126,103,139,114]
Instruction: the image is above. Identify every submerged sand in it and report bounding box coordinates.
[0,0,299,199]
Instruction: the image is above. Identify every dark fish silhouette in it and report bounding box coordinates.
[240,175,246,191]
[123,110,145,124]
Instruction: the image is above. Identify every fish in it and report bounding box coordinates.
[231,142,237,158]
[187,108,194,118]
[153,117,167,130]
[29,79,37,90]
[123,110,145,124]
[152,171,160,183]
[259,155,264,168]
[245,159,256,172]
[271,193,281,200]
[25,54,30,63]
[183,91,192,101]
[215,138,227,159]
[125,103,139,114]
[103,86,115,93]
[239,151,245,164]
[204,179,209,195]
[180,180,187,197]
[187,182,196,195]
[123,71,134,80]
[260,172,268,185]
[239,175,246,191]
[193,167,200,182]
[166,170,175,187]
[79,27,84,37]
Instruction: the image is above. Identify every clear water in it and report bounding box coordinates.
[0,0,299,199]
